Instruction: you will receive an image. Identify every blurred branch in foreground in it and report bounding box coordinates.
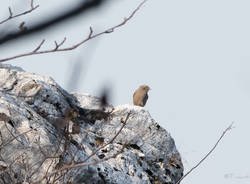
[0,0,147,63]
[0,0,106,45]
[66,38,99,92]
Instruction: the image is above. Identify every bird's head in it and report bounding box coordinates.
[140,85,151,92]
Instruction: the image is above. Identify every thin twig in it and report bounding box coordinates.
[62,145,125,168]
[0,0,39,25]
[54,37,66,51]
[0,129,32,148]
[33,39,45,52]
[65,132,90,182]
[0,0,106,45]
[8,7,13,18]
[88,26,93,38]
[42,111,131,181]
[0,0,147,63]
[3,122,23,144]
[176,122,234,184]
[65,111,130,167]
[31,0,35,9]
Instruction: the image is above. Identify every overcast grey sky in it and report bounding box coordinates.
[1,0,250,183]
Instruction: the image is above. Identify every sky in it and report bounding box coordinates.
[1,0,250,183]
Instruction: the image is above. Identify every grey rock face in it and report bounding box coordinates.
[0,64,183,184]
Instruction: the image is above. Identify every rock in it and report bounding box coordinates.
[0,64,183,184]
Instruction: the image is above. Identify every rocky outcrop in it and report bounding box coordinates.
[0,64,183,184]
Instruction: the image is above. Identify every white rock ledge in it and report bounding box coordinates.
[0,64,183,184]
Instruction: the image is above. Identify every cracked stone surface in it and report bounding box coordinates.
[0,64,183,184]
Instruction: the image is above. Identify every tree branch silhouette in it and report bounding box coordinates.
[0,0,147,63]
[0,0,39,25]
[0,0,106,45]
[176,122,234,184]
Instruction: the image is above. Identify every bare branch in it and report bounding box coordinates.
[42,111,132,181]
[176,122,234,184]
[0,0,147,63]
[31,0,35,9]
[0,129,32,148]
[0,0,106,45]
[104,0,147,33]
[33,39,45,52]
[0,0,39,25]
[63,145,125,168]
[3,122,22,145]
[62,111,130,168]
[88,26,93,39]
[54,37,66,51]
[8,7,13,18]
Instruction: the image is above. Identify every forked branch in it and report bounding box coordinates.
[0,0,39,25]
[0,0,147,63]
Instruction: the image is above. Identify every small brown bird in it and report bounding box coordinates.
[133,85,151,107]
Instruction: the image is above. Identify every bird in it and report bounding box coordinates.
[133,85,151,107]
